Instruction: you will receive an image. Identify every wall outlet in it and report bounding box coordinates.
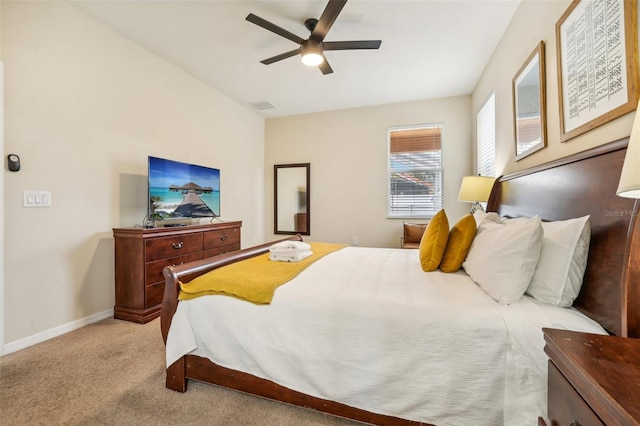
[352,236,358,246]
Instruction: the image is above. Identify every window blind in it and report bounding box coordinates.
[388,125,444,218]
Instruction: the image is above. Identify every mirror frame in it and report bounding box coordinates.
[274,163,310,235]
[513,41,547,161]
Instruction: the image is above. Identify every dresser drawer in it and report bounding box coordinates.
[203,228,240,250]
[146,281,164,308]
[203,243,240,258]
[145,252,203,285]
[145,233,203,262]
[548,362,604,426]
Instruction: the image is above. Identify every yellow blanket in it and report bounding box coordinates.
[178,242,347,304]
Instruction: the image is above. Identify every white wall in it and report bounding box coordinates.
[265,96,472,248]
[473,0,637,175]
[0,1,5,355]
[2,1,264,346]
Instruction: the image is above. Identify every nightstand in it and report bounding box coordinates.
[541,328,640,426]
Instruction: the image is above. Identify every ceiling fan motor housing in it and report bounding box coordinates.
[302,39,323,55]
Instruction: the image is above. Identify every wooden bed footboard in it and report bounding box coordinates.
[160,234,303,344]
[161,235,305,393]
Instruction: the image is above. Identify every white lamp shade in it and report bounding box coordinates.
[617,100,640,198]
[458,176,496,202]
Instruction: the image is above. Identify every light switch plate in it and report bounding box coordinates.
[23,191,52,207]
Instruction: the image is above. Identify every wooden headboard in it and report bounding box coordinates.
[487,139,640,337]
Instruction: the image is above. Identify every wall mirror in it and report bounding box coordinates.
[513,41,547,161]
[274,163,310,235]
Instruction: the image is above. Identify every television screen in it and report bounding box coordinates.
[148,156,220,220]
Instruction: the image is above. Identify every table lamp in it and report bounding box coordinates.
[458,175,496,214]
[617,100,640,199]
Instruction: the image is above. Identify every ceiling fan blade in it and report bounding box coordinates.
[311,0,347,42]
[246,13,305,45]
[323,40,382,51]
[318,57,334,75]
[260,48,302,65]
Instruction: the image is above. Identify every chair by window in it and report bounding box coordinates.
[401,222,428,249]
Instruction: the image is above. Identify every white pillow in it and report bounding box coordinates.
[526,216,590,307]
[472,210,501,228]
[462,216,543,304]
[500,216,530,224]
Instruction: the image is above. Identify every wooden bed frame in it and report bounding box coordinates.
[160,138,639,425]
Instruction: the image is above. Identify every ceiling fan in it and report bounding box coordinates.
[246,0,381,75]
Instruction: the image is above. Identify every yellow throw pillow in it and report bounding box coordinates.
[419,209,450,272]
[440,214,477,273]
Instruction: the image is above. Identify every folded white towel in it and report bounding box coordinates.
[269,248,309,256]
[269,241,311,253]
[269,250,313,262]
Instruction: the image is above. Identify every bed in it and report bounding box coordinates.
[160,138,640,425]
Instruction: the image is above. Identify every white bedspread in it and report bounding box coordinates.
[166,246,606,426]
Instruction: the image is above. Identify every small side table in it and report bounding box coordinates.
[541,328,640,425]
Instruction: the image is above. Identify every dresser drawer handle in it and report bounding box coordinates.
[220,234,228,241]
[172,242,184,249]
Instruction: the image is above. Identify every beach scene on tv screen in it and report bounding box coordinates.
[149,157,220,219]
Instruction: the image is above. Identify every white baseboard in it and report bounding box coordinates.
[3,309,114,355]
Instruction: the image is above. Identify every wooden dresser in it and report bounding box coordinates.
[113,221,241,323]
[542,328,640,426]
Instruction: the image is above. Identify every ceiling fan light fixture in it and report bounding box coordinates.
[247,1,381,75]
[301,39,324,66]
[301,52,324,66]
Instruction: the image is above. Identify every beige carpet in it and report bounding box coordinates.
[0,318,364,425]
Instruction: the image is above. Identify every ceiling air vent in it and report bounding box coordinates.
[249,101,276,111]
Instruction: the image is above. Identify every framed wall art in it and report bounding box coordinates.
[556,0,639,142]
[513,41,547,160]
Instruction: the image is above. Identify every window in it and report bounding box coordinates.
[388,124,444,218]
[477,92,496,177]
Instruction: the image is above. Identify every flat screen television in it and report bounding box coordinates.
[148,156,220,222]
